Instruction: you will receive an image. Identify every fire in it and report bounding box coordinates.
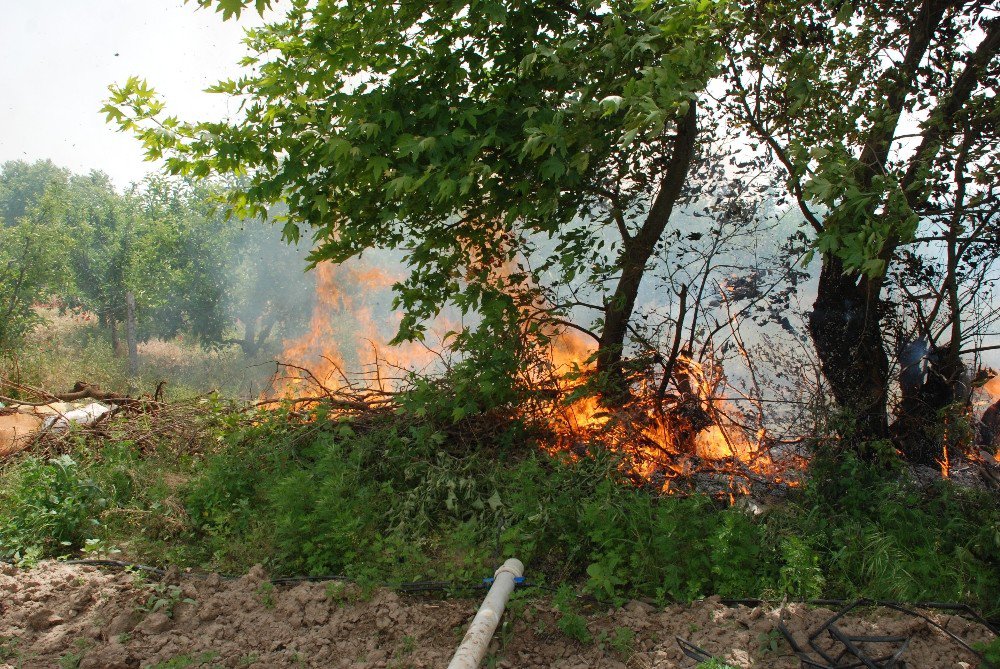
[266,252,797,497]
[269,259,441,400]
[540,325,786,493]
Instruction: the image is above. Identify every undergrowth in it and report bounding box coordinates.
[1,405,998,616]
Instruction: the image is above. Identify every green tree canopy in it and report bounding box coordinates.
[725,0,1000,453]
[105,0,725,393]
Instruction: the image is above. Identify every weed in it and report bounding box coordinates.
[974,637,1000,669]
[0,455,107,559]
[756,628,783,657]
[0,636,19,661]
[779,536,825,598]
[398,635,416,656]
[139,582,194,618]
[257,582,275,609]
[57,650,84,669]
[603,626,636,659]
[147,652,220,669]
[696,660,735,669]
[553,585,592,644]
[324,580,364,604]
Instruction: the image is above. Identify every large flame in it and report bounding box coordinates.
[540,325,785,493]
[269,260,441,399]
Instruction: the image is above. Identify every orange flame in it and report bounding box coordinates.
[269,259,441,398]
[269,251,795,496]
[539,325,786,493]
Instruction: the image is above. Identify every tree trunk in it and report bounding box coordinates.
[808,255,890,448]
[126,292,139,391]
[893,342,967,465]
[242,320,259,357]
[109,316,123,357]
[596,102,699,399]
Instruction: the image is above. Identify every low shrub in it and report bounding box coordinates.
[1,407,997,616]
[0,455,107,560]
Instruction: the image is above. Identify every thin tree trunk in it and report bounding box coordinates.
[109,316,123,357]
[596,102,699,399]
[126,292,138,389]
[242,320,258,357]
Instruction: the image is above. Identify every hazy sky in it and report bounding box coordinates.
[1,0,262,187]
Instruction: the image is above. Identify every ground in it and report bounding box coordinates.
[1,562,993,668]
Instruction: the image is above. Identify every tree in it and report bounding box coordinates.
[0,165,73,352]
[885,140,1000,461]
[64,170,139,353]
[133,177,313,356]
[0,160,69,228]
[725,0,999,456]
[222,216,314,357]
[104,0,725,399]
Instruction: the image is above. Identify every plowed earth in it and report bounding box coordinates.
[0,562,993,668]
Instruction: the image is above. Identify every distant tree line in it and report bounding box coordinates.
[0,159,314,359]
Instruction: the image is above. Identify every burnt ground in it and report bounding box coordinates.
[0,561,994,668]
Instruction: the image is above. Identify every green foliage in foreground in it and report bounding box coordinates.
[1,410,998,615]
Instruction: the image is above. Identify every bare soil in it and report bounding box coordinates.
[0,561,993,668]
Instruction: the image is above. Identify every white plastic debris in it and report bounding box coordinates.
[42,402,112,432]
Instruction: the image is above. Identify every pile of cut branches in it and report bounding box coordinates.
[0,377,233,459]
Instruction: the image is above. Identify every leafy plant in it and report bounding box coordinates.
[139,582,194,619]
[553,585,592,644]
[256,582,275,609]
[974,637,1000,669]
[696,660,735,669]
[598,626,636,660]
[147,652,220,669]
[0,455,107,559]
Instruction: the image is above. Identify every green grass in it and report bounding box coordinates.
[1,402,998,616]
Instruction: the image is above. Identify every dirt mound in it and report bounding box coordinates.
[0,561,993,668]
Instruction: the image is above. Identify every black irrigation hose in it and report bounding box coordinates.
[57,558,558,595]
[721,597,1000,637]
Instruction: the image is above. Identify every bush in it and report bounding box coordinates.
[0,455,107,560]
[1,408,997,616]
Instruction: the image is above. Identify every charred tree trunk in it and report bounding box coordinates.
[808,255,890,449]
[233,315,276,357]
[596,102,698,400]
[893,341,967,465]
[242,321,259,357]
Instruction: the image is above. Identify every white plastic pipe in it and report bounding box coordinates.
[447,558,524,669]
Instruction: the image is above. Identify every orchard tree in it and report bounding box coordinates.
[65,171,140,352]
[0,160,69,228]
[725,0,999,457]
[0,161,73,352]
[104,0,725,398]
[0,205,72,352]
[222,217,314,357]
[134,177,313,356]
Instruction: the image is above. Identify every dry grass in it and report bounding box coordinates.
[6,308,277,401]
